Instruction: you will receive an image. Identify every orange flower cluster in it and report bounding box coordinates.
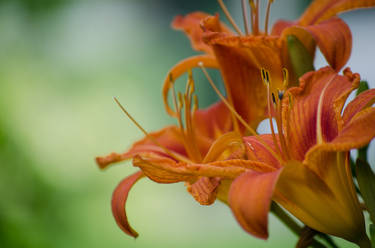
[97,0,375,247]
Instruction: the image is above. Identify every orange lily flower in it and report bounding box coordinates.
[228,66,375,246]
[96,75,263,238]
[164,0,375,129]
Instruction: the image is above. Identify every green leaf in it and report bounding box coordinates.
[287,35,315,79]
[357,81,369,96]
[370,224,375,248]
[356,159,375,224]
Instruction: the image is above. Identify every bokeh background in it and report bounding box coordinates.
[0,0,374,247]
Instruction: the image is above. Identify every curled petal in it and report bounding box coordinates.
[172,12,231,54]
[202,131,242,163]
[229,170,282,239]
[299,0,375,25]
[187,177,221,205]
[133,154,275,183]
[284,67,357,160]
[283,18,351,71]
[325,107,375,151]
[112,171,144,238]
[342,89,375,124]
[302,18,352,71]
[163,55,218,117]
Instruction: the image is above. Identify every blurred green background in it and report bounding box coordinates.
[0,0,374,247]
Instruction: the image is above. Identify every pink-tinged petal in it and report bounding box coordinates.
[187,177,221,205]
[243,135,282,169]
[284,67,357,160]
[193,101,232,141]
[301,17,352,71]
[229,169,282,239]
[111,171,144,238]
[342,89,375,124]
[299,0,375,25]
[172,12,232,54]
[163,55,218,117]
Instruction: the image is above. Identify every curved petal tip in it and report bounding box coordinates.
[112,171,144,238]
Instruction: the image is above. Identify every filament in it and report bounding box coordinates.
[265,0,273,35]
[113,97,191,163]
[217,0,244,36]
[241,0,251,35]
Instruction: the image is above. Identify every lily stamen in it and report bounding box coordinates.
[241,0,251,35]
[264,0,274,35]
[261,68,283,157]
[113,97,190,163]
[218,0,244,36]
[253,0,260,35]
[183,71,203,162]
[275,90,291,160]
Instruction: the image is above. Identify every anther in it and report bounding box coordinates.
[193,95,199,112]
[278,90,284,100]
[271,92,276,104]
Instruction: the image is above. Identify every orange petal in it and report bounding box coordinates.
[96,125,187,169]
[326,107,375,151]
[172,12,232,54]
[187,177,221,205]
[302,17,352,71]
[202,131,243,163]
[163,55,218,117]
[299,0,375,25]
[193,101,232,141]
[243,135,282,169]
[271,20,296,36]
[284,67,357,161]
[229,169,282,239]
[133,154,275,183]
[274,159,366,243]
[111,171,144,238]
[342,89,375,124]
[206,35,284,128]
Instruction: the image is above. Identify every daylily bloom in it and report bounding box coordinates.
[96,74,261,238]
[164,0,375,130]
[228,66,375,246]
